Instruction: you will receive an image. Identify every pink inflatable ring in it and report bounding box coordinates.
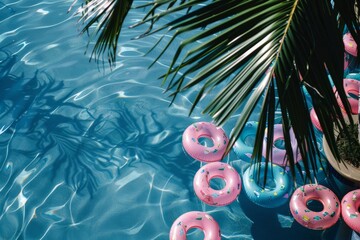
[182,122,229,162]
[262,124,301,166]
[193,162,241,206]
[289,184,340,230]
[341,190,360,233]
[169,211,221,240]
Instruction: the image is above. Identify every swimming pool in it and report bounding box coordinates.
[0,1,358,239]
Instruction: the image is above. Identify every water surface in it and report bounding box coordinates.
[0,1,353,239]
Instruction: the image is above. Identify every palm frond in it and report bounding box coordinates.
[74,0,360,182]
[131,0,360,182]
[72,0,133,66]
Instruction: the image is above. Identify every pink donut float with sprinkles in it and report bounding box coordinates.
[341,190,360,233]
[289,184,340,230]
[182,122,229,162]
[262,124,301,166]
[193,162,241,206]
[169,211,221,240]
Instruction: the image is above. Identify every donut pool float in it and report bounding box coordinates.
[233,121,258,161]
[344,33,358,57]
[193,162,241,206]
[336,78,360,115]
[289,184,340,230]
[310,108,322,132]
[262,124,301,166]
[341,190,360,233]
[243,163,292,208]
[182,122,229,162]
[169,211,221,240]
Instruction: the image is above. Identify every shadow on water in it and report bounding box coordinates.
[0,45,126,196]
[0,42,199,239]
[0,45,135,239]
[0,45,113,194]
[0,2,15,22]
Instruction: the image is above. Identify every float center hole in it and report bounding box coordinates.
[256,171,276,190]
[210,177,226,190]
[348,90,359,100]
[187,228,204,240]
[243,135,255,147]
[306,199,324,212]
[274,138,285,150]
[257,178,276,190]
[198,136,214,147]
[264,178,276,190]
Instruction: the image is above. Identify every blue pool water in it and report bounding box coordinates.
[0,1,358,239]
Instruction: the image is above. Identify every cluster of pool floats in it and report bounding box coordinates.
[170,122,359,240]
[169,33,360,240]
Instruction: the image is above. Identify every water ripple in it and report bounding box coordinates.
[0,1,331,240]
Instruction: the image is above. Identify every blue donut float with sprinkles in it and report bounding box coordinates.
[243,163,292,208]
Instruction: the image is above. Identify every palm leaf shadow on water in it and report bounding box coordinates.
[0,2,15,22]
[0,44,200,239]
[0,46,128,207]
[0,47,134,239]
[0,49,109,239]
[0,45,127,195]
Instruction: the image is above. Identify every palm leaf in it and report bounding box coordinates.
[131,0,358,181]
[71,0,133,66]
[74,0,360,183]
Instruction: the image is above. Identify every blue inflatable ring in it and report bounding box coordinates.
[233,121,258,161]
[243,163,292,208]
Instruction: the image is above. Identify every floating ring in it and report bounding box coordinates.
[341,189,360,233]
[182,122,228,162]
[243,163,292,208]
[262,124,301,166]
[169,211,221,240]
[289,184,340,230]
[193,162,241,206]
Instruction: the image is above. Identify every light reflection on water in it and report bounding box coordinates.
[0,0,345,240]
